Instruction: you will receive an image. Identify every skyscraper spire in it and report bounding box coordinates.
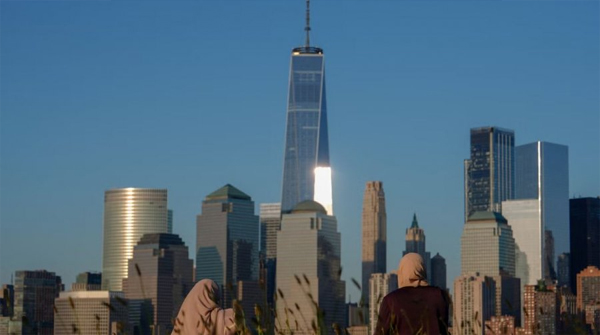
[305,0,311,48]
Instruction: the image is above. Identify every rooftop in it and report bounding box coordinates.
[206,184,251,201]
[467,211,507,224]
[291,200,327,215]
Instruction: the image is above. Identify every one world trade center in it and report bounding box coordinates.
[281,0,332,214]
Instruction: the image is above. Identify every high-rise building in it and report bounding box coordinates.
[361,181,387,302]
[461,212,515,277]
[53,291,129,335]
[281,0,331,215]
[576,266,600,322]
[502,199,542,286]
[403,214,431,281]
[570,197,600,293]
[453,273,496,335]
[522,282,558,335]
[368,273,397,334]
[102,188,168,291]
[259,202,281,307]
[464,126,515,218]
[1,285,14,317]
[513,141,569,282]
[491,273,521,326]
[123,233,194,334]
[196,184,259,306]
[72,272,102,291]
[276,200,345,334]
[431,253,447,290]
[123,233,193,334]
[557,253,570,289]
[13,270,63,335]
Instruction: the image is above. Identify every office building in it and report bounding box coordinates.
[196,184,259,307]
[168,209,173,234]
[522,282,558,335]
[577,266,600,323]
[557,253,570,289]
[403,214,431,281]
[102,188,168,291]
[464,127,515,218]
[513,141,569,282]
[123,233,193,335]
[259,202,281,307]
[13,270,63,335]
[1,285,14,317]
[369,273,397,334]
[361,181,387,302]
[453,273,496,335]
[461,212,515,277]
[431,253,447,290]
[281,0,332,215]
[54,291,128,335]
[72,272,102,291]
[570,197,600,293]
[492,273,521,326]
[276,200,345,334]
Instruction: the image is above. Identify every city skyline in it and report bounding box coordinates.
[1,1,598,302]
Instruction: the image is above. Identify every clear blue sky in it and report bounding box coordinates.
[1,0,598,300]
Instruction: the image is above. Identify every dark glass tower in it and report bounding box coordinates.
[281,1,330,214]
[465,127,515,219]
[569,197,600,293]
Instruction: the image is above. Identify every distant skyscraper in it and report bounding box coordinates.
[123,233,193,335]
[196,184,259,306]
[1,285,14,317]
[102,188,168,291]
[464,126,515,219]
[369,273,397,334]
[72,272,102,291]
[259,202,281,307]
[557,253,570,289]
[281,0,331,215]
[514,141,569,281]
[453,273,496,335]
[502,199,542,286]
[431,253,447,290]
[485,316,515,335]
[13,270,63,335]
[276,200,346,333]
[260,203,281,260]
[461,212,515,277]
[403,214,431,281]
[54,291,128,335]
[570,197,600,293]
[492,273,521,326]
[361,181,387,302]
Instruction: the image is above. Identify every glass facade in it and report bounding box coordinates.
[276,201,346,333]
[281,47,330,213]
[13,270,63,335]
[514,141,569,282]
[196,184,259,307]
[361,181,387,301]
[570,197,600,293]
[102,188,168,292]
[465,127,515,218]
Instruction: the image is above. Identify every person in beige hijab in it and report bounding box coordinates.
[172,279,236,335]
[374,253,449,335]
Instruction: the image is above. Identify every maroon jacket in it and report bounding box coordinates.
[373,286,449,335]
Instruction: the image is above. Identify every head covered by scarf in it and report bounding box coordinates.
[172,279,236,335]
[397,253,429,288]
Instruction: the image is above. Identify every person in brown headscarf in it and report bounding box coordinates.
[373,253,449,335]
[172,279,237,335]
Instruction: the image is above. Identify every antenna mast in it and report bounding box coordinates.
[304,0,311,48]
